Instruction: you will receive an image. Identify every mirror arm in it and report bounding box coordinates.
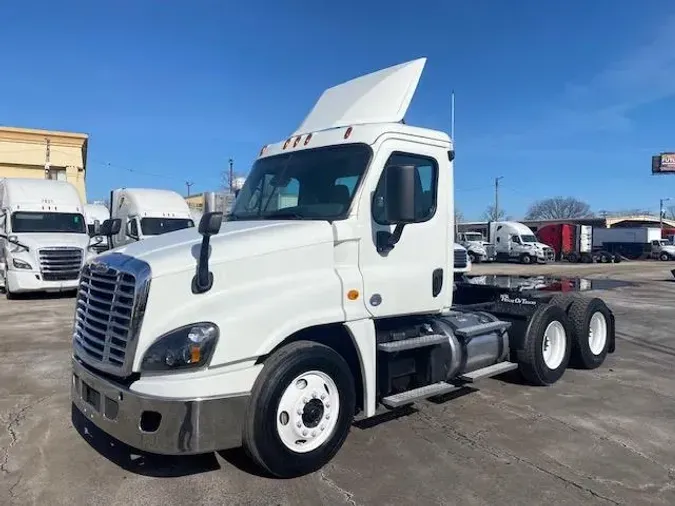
[192,234,214,294]
[376,223,406,254]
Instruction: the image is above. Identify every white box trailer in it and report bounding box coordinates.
[0,178,92,298]
[592,227,661,246]
[70,58,618,478]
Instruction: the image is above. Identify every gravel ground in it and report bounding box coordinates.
[1,260,674,506]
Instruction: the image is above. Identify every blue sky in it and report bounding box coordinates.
[2,0,675,220]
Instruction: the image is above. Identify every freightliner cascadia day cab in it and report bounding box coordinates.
[84,203,111,254]
[71,59,617,478]
[109,188,195,248]
[0,178,92,298]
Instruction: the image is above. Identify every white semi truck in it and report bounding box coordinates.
[109,188,195,248]
[489,221,555,264]
[457,231,494,263]
[70,59,617,478]
[0,178,91,298]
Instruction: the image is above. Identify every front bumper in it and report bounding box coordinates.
[7,269,80,293]
[71,357,250,455]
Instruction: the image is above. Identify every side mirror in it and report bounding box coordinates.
[198,211,223,237]
[382,164,417,224]
[93,219,101,236]
[125,220,139,240]
[100,218,121,237]
[193,212,223,294]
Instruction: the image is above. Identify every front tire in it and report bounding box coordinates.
[243,341,355,478]
[660,252,670,261]
[520,254,533,265]
[517,304,572,386]
[3,272,15,300]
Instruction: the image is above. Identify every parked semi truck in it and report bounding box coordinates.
[457,231,494,263]
[488,221,555,264]
[453,242,471,277]
[70,58,617,478]
[536,223,619,263]
[593,226,675,260]
[109,188,195,248]
[0,178,91,298]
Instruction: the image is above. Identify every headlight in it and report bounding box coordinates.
[141,322,219,372]
[12,258,32,270]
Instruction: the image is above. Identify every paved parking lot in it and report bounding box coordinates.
[2,261,675,505]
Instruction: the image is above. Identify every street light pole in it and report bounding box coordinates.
[494,176,503,221]
[660,197,671,230]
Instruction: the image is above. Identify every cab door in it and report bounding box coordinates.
[357,140,450,318]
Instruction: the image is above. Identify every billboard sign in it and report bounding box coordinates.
[652,152,675,174]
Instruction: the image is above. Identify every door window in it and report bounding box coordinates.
[372,152,438,224]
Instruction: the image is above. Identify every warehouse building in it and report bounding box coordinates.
[0,126,89,202]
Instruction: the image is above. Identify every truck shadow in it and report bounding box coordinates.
[1,288,77,300]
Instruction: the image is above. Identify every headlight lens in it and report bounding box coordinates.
[141,322,219,372]
[12,258,32,270]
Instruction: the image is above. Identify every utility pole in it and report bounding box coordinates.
[185,181,194,197]
[494,176,503,221]
[450,90,455,141]
[228,158,234,194]
[660,197,671,230]
[44,138,51,179]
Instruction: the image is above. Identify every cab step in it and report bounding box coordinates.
[457,361,518,383]
[381,382,461,408]
[454,320,511,339]
[377,334,447,353]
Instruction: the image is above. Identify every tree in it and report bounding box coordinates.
[454,208,464,224]
[482,205,506,222]
[524,197,593,220]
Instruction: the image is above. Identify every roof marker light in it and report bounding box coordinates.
[304,133,313,145]
[293,136,301,148]
[283,138,291,150]
[344,126,353,139]
[259,145,268,156]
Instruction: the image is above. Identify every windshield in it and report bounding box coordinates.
[464,233,483,241]
[140,217,194,236]
[521,234,537,243]
[659,240,670,246]
[230,144,372,221]
[11,212,86,234]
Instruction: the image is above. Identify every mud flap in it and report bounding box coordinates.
[608,311,616,354]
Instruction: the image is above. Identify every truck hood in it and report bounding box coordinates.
[104,220,336,278]
[9,232,90,251]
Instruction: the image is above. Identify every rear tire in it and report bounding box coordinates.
[243,341,355,478]
[567,297,613,369]
[548,293,583,312]
[517,304,572,386]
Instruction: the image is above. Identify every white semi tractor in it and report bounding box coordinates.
[109,188,195,248]
[457,231,494,263]
[0,178,91,298]
[70,59,617,478]
[489,221,555,264]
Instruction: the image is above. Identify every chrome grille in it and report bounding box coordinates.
[39,247,83,281]
[454,248,468,269]
[72,254,151,377]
